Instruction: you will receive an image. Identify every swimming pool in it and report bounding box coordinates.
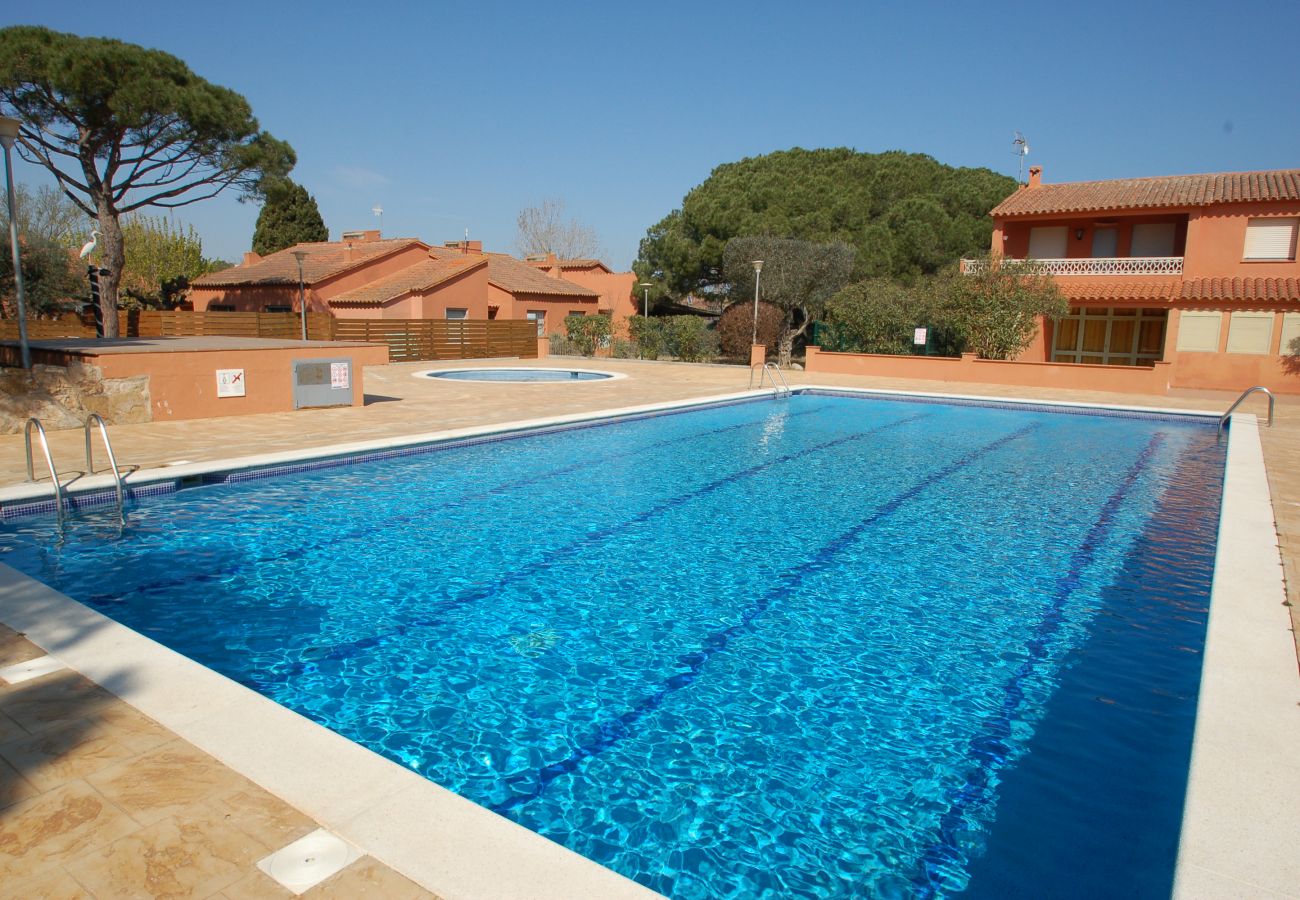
[0,393,1224,898]
[421,367,619,382]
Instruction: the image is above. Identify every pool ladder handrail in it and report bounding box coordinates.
[748,362,791,398]
[1218,386,1274,436]
[24,417,65,529]
[84,413,127,523]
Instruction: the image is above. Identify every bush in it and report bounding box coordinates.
[627,315,666,359]
[943,256,1067,359]
[548,333,579,356]
[824,278,961,356]
[564,313,612,357]
[663,315,718,362]
[611,337,637,359]
[716,300,783,358]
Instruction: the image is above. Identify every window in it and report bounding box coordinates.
[1130,223,1176,257]
[1175,311,1223,353]
[1226,312,1274,354]
[1281,313,1300,356]
[1243,217,1298,261]
[208,304,235,312]
[1091,227,1118,258]
[1027,226,1068,259]
[263,304,292,313]
[526,310,546,336]
[445,308,468,320]
[1051,307,1167,366]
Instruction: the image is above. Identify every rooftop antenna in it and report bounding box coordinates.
[372,204,383,235]
[1012,132,1030,184]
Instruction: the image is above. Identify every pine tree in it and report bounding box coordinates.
[251,180,328,256]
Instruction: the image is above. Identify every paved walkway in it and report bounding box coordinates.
[1,356,1296,897]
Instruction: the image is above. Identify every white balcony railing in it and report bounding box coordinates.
[961,256,1184,277]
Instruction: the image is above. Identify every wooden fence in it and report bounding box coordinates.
[0,312,537,362]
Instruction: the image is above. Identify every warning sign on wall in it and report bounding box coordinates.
[216,369,246,398]
[330,362,350,389]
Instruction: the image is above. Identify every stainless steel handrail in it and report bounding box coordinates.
[23,417,65,529]
[748,362,791,397]
[1219,386,1275,434]
[84,413,126,522]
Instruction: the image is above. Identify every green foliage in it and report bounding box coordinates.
[825,278,953,355]
[663,315,717,362]
[627,315,666,359]
[252,179,328,256]
[564,313,612,357]
[723,236,855,366]
[0,26,295,334]
[636,148,1015,295]
[119,214,215,308]
[941,257,1068,359]
[0,183,91,249]
[0,233,83,318]
[716,301,783,358]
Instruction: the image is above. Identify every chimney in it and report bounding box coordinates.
[343,241,356,262]
[1028,166,1043,188]
[242,251,262,266]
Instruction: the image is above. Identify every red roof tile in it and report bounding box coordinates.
[329,256,486,306]
[991,169,1300,217]
[1058,276,1300,303]
[193,239,426,288]
[431,249,598,298]
[1057,280,1183,302]
[1180,277,1300,302]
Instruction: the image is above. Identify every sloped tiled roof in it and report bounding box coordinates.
[1059,276,1300,303]
[431,249,598,297]
[531,258,611,272]
[991,169,1300,217]
[193,239,426,287]
[329,256,486,306]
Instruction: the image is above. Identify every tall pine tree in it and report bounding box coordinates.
[252,179,328,255]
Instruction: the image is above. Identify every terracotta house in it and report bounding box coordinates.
[524,254,639,335]
[980,166,1300,392]
[190,232,612,335]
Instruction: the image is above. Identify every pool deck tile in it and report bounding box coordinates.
[1,355,1297,897]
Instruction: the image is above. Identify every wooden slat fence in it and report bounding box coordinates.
[1,312,537,362]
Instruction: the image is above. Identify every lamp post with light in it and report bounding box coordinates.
[639,281,652,318]
[0,115,31,369]
[291,250,309,341]
[750,260,764,348]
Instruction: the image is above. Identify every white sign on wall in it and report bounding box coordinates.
[913,327,928,346]
[330,362,350,389]
[216,369,246,398]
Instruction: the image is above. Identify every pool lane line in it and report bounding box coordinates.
[79,401,838,608]
[488,422,1041,815]
[259,411,932,682]
[910,432,1164,899]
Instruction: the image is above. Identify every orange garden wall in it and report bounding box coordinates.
[32,342,391,420]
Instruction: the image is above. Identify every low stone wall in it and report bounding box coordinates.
[0,364,151,434]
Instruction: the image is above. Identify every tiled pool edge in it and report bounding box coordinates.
[0,564,660,900]
[1,386,1292,897]
[1172,418,1300,899]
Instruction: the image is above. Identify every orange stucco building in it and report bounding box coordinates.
[524,254,639,335]
[190,232,632,337]
[983,166,1300,392]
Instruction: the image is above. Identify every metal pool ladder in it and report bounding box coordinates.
[84,413,127,523]
[1218,386,1275,437]
[748,362,791,398]
[24,417,65,529]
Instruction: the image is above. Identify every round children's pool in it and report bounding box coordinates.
[417,367,622,383]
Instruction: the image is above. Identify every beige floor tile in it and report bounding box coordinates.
[2,866,94,900]
[214,786,316,851]
[219,867,297,899]
[0,779,138,882]
[0,671,117,736]
[66,801,268,899]
[303,856,439,899]
[0,626,45,669]
[0,753,40,811]
[0,718,141,794]
[86,740,255,828]
[0,710,27,744]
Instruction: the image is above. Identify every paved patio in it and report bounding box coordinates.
[1,355,1296,897]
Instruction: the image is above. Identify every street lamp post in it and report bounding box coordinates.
[750,260,764,348]
[291,250,309,341]
[638,282,651,318]
[0,116,31,369]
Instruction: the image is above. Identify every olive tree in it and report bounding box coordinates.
[0,27,294,336]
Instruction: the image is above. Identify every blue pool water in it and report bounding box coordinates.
[0,394,1224,898]
[426,368,613,381]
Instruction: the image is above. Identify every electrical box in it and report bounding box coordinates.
[293,358,354,409]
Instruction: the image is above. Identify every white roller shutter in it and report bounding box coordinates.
[1243,218,1298,260]
[1027,226,1068,259]
[1131,223,1176,257]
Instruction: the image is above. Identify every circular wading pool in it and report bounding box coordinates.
[417,367,622,383]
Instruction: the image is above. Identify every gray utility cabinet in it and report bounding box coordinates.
[292,358,355,409]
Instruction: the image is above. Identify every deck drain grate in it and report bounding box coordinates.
[0,654,68,684]
[256,828,362,893]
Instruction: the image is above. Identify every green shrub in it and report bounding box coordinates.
[628,315,666,359]
[564,314,612,357]
[663,315,718,362]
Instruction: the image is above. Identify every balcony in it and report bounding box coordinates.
[961,257,1184,277]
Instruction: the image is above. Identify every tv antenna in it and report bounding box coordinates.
[1012,132,1030,184]
[372,204,383,234]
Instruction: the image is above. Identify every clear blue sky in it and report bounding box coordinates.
[9,0,1299,269]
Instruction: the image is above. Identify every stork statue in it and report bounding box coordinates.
[78,229,101,260]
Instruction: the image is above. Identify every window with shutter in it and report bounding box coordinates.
[1130,223,1176,257]
[1027,226,1068,259]
[1243,218,1298,260]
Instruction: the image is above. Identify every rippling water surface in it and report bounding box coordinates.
[0,394,1225,898]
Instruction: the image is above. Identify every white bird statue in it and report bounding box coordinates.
[78,229,101,260]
